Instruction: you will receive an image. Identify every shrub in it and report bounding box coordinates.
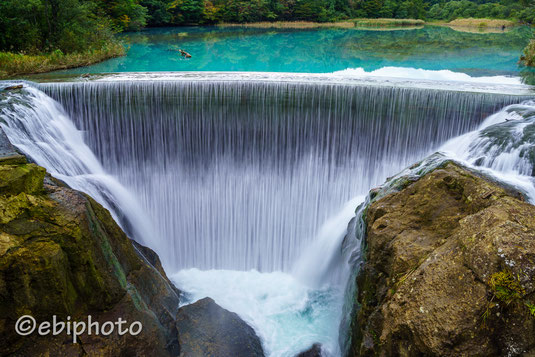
[520,40,535,67]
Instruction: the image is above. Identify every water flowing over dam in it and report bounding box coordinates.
[37,79,531,273]
[1,76,533,356]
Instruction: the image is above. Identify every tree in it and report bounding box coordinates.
[363,0,382,18]
[140,0,172,25]
[168,0,205,24]
[0,0,116,53]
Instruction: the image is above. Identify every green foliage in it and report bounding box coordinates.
[488,270,525,304]
[0,43,125,78]
[0,0,145,54]
[94,0,148,31]
[526,302,535,317]
[426,0,535,22]
[521,39,535,67]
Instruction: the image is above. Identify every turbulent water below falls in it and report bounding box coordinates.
[1,78,534,356]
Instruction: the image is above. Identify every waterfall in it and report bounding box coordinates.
[1,78,533,356]
[36,79,530,273]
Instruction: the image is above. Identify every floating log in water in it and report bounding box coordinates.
[179,49,192,58]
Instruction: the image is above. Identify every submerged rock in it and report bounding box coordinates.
[176,297,265,357]
[0,156,180,356]
[349,161,535,356]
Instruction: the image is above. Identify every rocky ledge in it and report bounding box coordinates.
[349,161,535,356]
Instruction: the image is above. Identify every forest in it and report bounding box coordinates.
[0,0,534,65]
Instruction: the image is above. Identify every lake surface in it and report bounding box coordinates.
[55,25,532,77]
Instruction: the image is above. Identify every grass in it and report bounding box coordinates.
[218,17,519,30]
[218,21,355,29]
[0,43,125,79]
[354,18,425,27]
[218,18,425,29]
[520,40,535,67]
[447,18,516,28]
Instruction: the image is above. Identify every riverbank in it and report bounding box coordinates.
[354,18,425,27]
[218,20,355,28]
[218,18,425,29]
[218,18,519,31]
[438,18,516,28]
[0,43,125,79]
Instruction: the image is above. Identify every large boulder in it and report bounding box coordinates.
[349,161,535,356]
[176,297,265,357]
[0,155,180,356]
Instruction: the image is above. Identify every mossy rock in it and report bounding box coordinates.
[0,160,180,356]
[0,163,45,196]
[349,162,535,356]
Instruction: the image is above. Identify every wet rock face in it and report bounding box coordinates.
[351,162,535,357]
[176,297,265,357]
[0,157,180,356]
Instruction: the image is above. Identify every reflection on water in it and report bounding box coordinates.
[53,25,532,76]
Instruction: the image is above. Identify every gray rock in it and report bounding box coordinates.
[176,297,265,357]
[296,343,322,357]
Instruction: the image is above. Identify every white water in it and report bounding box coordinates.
[172,268,342,356]
[293,195,366,289]
[332,67,523,85]
[440,100,535,202]
[1,79,533,357]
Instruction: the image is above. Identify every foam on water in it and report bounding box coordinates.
[172,269,342,357]
[171,194,365,357]
[332,67,523,85]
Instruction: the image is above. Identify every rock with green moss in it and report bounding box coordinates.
[349,161,535,356]
[0,157,180,356]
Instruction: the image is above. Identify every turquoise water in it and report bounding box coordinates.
[55,25,532,76]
